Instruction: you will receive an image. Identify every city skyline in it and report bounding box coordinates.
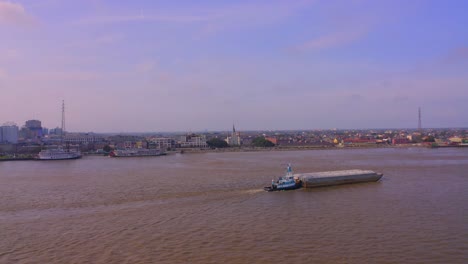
[2,115,467,134]
[1,0,468,132]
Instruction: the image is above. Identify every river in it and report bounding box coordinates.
[0,147,467,263]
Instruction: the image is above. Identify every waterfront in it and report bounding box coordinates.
[0,148,467,263]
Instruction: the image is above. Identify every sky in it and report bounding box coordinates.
[0,0,467,132]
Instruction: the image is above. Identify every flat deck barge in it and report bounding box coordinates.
[296,169,383,188]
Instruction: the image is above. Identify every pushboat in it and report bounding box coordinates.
[264,164,302,192]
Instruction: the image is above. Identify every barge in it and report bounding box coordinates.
[297,169,383,188]
[265,166,383,191]
[109,148,165,157]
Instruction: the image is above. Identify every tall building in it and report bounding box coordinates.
[25,120,42,129]
[0,122,19,144]
[24,119,43,139]
[226,124,241,146]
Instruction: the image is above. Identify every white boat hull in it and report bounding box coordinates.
[37,150,82,160]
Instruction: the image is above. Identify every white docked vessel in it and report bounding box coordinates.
[37,148,82,160]
[109,148,165,157]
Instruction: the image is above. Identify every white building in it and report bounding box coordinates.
[179,134,207,148]
[1,122,19,144]
[150,138,175,150]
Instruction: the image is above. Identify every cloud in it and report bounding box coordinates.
[76,13,213,25]
[293,26,369,51]
[28,71,99,81]
[288,0,387,52]
[0,1,34,25]
[67,33,125,49]
[75,0,315,31]
[198,0,314,32]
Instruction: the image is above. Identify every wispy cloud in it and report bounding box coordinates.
[197,0,315,33]
[75,13,214,25]
[27,71,99,82]
[293,26,369,51]
[74,0,315,31]
[289,0,386,52]
[67,33,125,49]
[0,1,35,25]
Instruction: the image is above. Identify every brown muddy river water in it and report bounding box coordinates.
[0,148,467,263]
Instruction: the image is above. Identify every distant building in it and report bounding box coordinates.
[411,132,422,142]
[64,133,104,144]
[49,127,63,135]
[343,138,376,144]
[276,138,333,147]
[448,137,462,143]
[392,138,410,145]
[265,137,277,145]
[241,137,253,146]
[179,134,207,148]
[226,125,241,146]
[0,122,19,143]
[113,141,143,149]
[25,120,41,129]
[23,119,43,140]
[150,138,175,150]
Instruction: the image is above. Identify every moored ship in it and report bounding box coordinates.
[109,148,165,157]
[37,148,82,160]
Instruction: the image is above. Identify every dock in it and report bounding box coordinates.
[296,169,383,188]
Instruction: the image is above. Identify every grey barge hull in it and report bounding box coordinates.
[296,169,383,188]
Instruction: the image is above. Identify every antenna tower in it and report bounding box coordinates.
[61,100,66,140]
[418,107,422,132]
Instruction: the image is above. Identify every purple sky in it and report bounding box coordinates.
[0,0,467,132]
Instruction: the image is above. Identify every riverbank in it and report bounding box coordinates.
[4,143,466,161]
[176,143,430,154]
[0,156,35,161]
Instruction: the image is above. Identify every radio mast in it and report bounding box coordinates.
[418,107,422,132]
[61,100,66,142]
